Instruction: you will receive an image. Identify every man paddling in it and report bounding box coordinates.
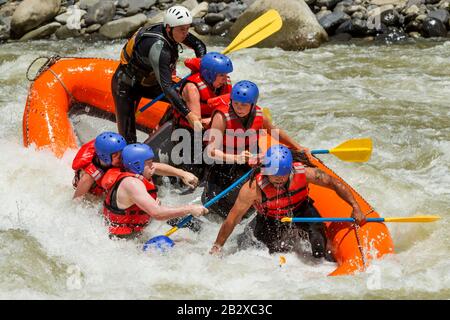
[209,145,366,259]
[101,143,208,239]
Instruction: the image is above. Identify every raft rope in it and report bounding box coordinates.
[354,224,367,270]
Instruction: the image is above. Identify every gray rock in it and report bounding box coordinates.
[204,13,225,25]
[194,23,211,35]
[126,0,157,16]
[0,0,7,6]
[85,1,116,25]
[406,0,425,7]
[99,13,147,39]
[336,18,372,36]
[208,2,227,13]
[409,31,422,37]
[116,0,129,8]
[55,24,81,38]
[79,0,101,10]
[181,0,199,10]
[85,23,101,33]
[305,0,317,5]
[404,4,420,15]
[438,0,450,9]
[316,0,341,10]
[330,32,352,41]
[222,3,246,22]
[428,9,449,24]
[352,11,366,19]
[375,26,408,42]
[380,9,400,26]
[0,16,11,41]
[421,17,447,37]
[144,10,165,27]
[343,5,367,15]
[210,19,233,35]
[405,19,422,31]
[55,7,87,24]
[11,0,61,38]
[230,0,328,50]
[319,11,351,33]
[0,1,20,19]
[192,2,209,18]
[316,9,332,20]
[19,21,61,41]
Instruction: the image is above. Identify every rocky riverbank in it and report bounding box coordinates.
[0,0,449,48]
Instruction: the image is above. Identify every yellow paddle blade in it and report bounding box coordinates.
[280,217,292,223]
[164,226,178,237]
[222,9,282,55]
[329,138,373,162]
[262,107,272,123]
[384,215,441,223]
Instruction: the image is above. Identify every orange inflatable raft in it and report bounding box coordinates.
[23,56,170,157]
[22,57,394,276]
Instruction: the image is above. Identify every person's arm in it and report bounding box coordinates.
[206,112,253,164]
[73,173,95,199]
[182,32,207,57]
[119,177,207,220]
[153,162,199,189]
[262,115,307,152]
[210,181,257,253]
[305,167,366,225]
[181,83,203,131]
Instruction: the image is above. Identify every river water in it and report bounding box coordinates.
[0,38,449,299]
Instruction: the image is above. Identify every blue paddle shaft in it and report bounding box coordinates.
[311,149,330,155]
[138,74,191,114]
[176,169,254,229]
[288,217,385,223]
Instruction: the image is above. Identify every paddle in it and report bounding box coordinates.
[281,215,441,223]
[142,168,255,251]
[311,138,372,162]
[135,9,283,118]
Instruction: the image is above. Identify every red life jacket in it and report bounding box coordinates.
[253,162,309,220]
[102,168,158,236]
[209,93,264,155]
[174,58,232,129]
[71,139,105,196]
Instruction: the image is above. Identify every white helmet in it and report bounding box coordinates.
[163,5,193,27]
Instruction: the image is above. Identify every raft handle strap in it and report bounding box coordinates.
[47,68,75,104]
[26,55,61,82]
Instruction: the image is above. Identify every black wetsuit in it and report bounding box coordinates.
[112,24,206,143]
[250,198,332,260]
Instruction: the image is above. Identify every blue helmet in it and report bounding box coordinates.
[262,145,293,176]
[200,52,233,85]
[121,143,155,175]
[231,80,259,105]
[94,132,126,165]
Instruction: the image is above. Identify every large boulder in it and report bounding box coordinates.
[11,0,61,38]
[99,13,147,39]
[84,0,116,26]
[230,0,328,51]
[19,21,61,41]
